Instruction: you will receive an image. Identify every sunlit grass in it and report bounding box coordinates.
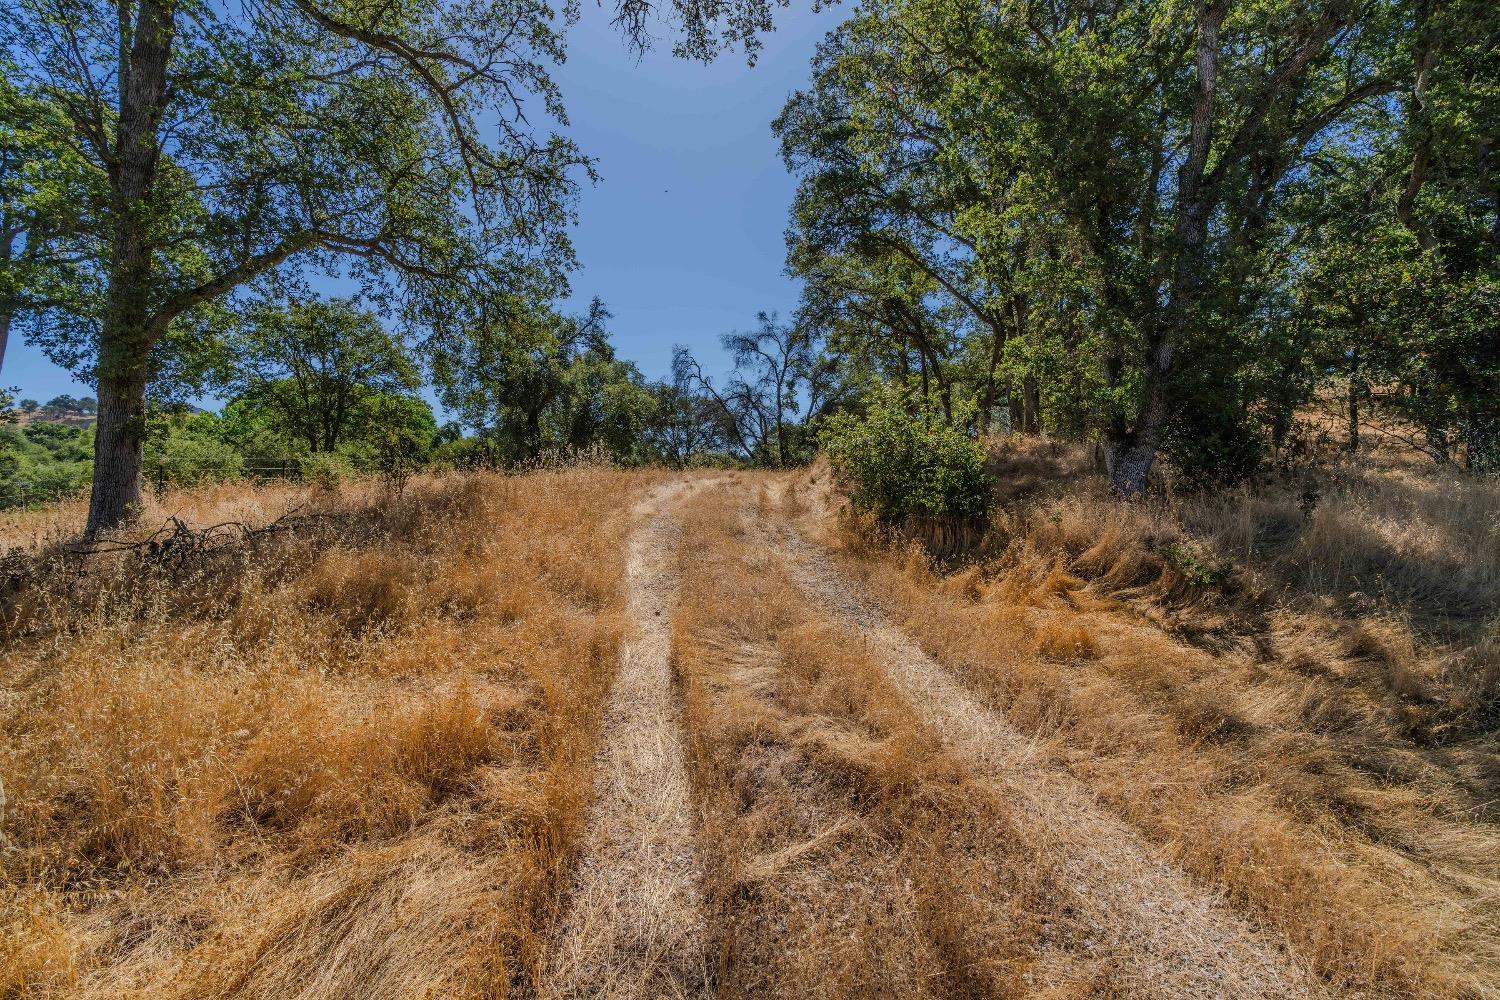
[0,466,658,998]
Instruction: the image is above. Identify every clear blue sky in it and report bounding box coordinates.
[1,2,843,408]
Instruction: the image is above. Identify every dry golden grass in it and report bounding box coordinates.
[669,477,1205,998]
[5,433,1495,999]
[0,466,660,999]
[0,476,397,555]
[798,438,1500,999]
[542,477,714,1000]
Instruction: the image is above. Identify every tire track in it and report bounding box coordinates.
[543,479,715,1000]
[755,477,1326,1000]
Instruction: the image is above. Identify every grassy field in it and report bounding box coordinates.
[0,446,1495,998]
[1,468,661,998]
[805,437,1499,998]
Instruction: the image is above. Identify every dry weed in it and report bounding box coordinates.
[0,466,659,998]
[671,480,1146,998]
[800,439,1500,998]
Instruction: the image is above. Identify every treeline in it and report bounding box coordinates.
[0,295,834,509]
[770,0,1498,492]
[0,0,848,532]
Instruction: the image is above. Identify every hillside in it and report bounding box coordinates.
[1,443,1494,999]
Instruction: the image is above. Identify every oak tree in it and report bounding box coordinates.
[3,0,587,531]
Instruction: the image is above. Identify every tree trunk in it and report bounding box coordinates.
[526,407,542,460]
[1346,349,1362,453]
[0,303,12,376]
[1104,0,1224,498]
[1104,432,1160,497]
[87,369,149,534]
[84,0,175,533]
[1103,372,1167,496]
[977,323,1005,433]
[1397,0,1440,253]
[1022,376,1041,434]
[0,227,15,374]
[88,229,157,533]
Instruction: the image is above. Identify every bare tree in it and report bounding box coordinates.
[674,312,841,466]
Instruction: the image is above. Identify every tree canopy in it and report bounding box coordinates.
[2,0,590,529]
[776,0,1498,490]
[224,297,420,454]
[1,0,1496,526]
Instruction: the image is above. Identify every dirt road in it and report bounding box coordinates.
[756,477,1321,999]
[542,473,1324,999]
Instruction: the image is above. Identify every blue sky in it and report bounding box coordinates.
[2,1,844,408]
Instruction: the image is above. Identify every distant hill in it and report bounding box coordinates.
[10,394,98,427]
[14,410,95,429]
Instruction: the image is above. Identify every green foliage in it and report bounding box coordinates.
[434,297,661,465]
[0,419,92,507]
[673,313,841,467]
[822,390,991,524]
[40,394,95,416]
[430,435,498,470]
[299,452,351,491]
[1160,542,1235,590]
[4,0,590,529]
[225,298,421,454]
[217,397,308,468]
[774,0,1497,493]
[144,410,245,486]
[339,393,439,479]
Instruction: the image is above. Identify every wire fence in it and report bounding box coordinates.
[0,458,308,512]
[146,458,305,494]
[0,480,84,511]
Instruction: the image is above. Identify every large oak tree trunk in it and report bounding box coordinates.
[1104,374,1167,496]
[88,212,158,533]
[1104,433,1159,497]
[1104,0,1224,497]
[84,0,174,533]
[87,367,149,534]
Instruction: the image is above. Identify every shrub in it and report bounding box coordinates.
[431,436,497,470]
[0,424,92,508]
[821,393,992,526]
[300,452,351,491]
[149,431,245,486]
[144,409,245,486]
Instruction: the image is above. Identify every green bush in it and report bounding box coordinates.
[431,435,497,469]
[0,422,93,508]
[144,410,245,486]
[821,393,992,525]
[150,434,245,486]
[299,452,351,490]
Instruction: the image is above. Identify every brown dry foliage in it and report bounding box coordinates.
[803,437,1500,999]
[0,466,659,999]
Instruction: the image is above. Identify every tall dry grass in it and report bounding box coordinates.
[0,466,659,999]
[802,438,1500,998]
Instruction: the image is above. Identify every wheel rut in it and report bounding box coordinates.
[753,477,1326,1000]
[543,479,715,1000]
